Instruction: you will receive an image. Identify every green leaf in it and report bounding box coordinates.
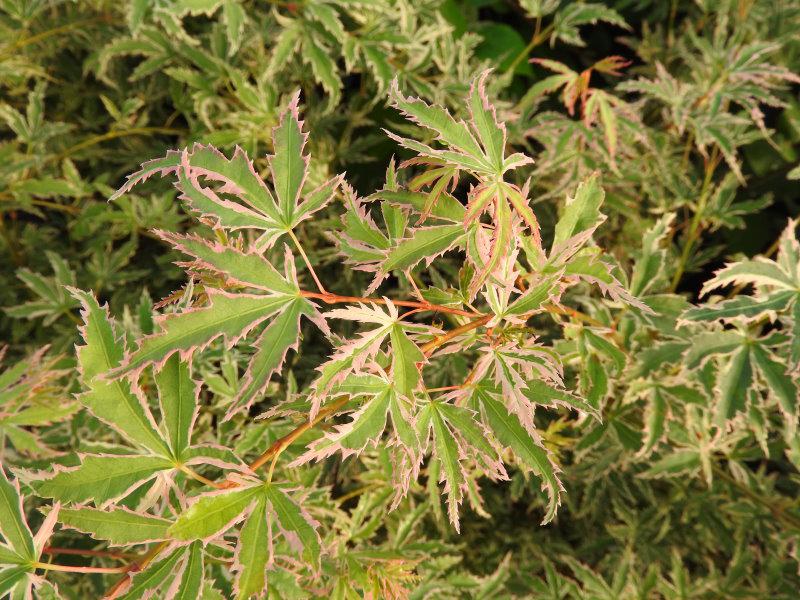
[702,258,795,296]
[429,403,466,531]
[611,419,642,451]
[58,506,171,545]
[174,542,204,600]
[468,71,505,171]
[169,485,261,541]
[389,80,486,166]
[584,353,608,410]
[390,325,424,398]
[553,173,605,246]
[475,23,533,75]
[642,387,667,454]
[0,546,24,566]
[227,297,307,420]
[270,94,307,223]
[177,168,279,233]
[0,567,28,596]
[582,329,626,372]
[523,380,601,420]
[264,485,320,567]
[750,344,797,415]
[303,35,342,108]
[159,233,295,294]
[342,389,392,453]
[155,355,197,460]
[0,470,34,562]
[72,290,170,456]
[437,403,500,469]
[553,3,628,47]
[641,451,701,478]
[506,278,556,316]
[682,291,795,322]
[182,145,282,223]
[683,331,745,369]
[234,497,269,599]
[119,548,183,600]
[716,343,752,424]
[116,292,293,377]
[222,0,245,54]
[476,389,561,523]
[382,224,465,273]
[36,455,172,504]
[553,173,604,247]
[376,189,465,223]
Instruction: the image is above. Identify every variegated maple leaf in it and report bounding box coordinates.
[112,91,343,252]
[387,71,541,296]
[33,290,245,507]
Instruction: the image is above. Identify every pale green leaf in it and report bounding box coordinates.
[264,485,320,567]
[169,485,261,541]
[382,225,465,273]
[58,506,171,545]
[116,292,292,376]
[36,455,172,504]
[119,548,183,600]
[476,389,561,523]
[155,355,197,460]
[390,325,424,398]
[716,344,752,424]
[553,173,604,247]
[751,344,797,415]
[0,470,34,562]
[175,542,204,600]
[72,290,170,456]
[235,497,269,600]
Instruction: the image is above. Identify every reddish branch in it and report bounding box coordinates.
[300,290,481,317]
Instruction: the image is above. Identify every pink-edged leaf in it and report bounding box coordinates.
[270,91,309,223]
[70,288,170,457]
[155,355,200,460]
[224,297,311,421]
[157,232,295,295]
[112,291,294,379]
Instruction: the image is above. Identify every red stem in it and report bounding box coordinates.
[300,290,481,318]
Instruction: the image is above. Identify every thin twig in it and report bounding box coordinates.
[300,290,481,318]
[33,562,129,574]
[42,547,133,560]
[420,314,492,357]
[288,230,328,294]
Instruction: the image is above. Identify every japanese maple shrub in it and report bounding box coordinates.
[5,74,647,597]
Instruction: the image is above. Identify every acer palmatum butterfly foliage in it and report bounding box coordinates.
[24,72,646,598]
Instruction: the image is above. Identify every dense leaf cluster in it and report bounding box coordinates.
[1,1,800,598]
